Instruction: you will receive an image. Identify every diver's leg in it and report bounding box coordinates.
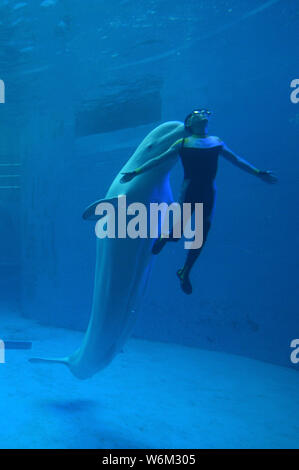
[177,188,215,294]
[152,179,189,254]
[176,219,211,294]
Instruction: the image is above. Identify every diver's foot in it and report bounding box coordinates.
[176,268,192,295]
[152,235,168,255]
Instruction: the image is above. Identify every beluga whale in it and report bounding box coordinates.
[30,121,185,379]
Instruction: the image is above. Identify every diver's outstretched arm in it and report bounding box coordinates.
[120,140,181,183]
[220,143,277,183]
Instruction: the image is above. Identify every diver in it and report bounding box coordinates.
[120,109,277,295]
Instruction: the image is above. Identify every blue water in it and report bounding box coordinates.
[0,0,298,449]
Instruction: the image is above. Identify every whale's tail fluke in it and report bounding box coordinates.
[29,354,100,380]
[29,356,69,367]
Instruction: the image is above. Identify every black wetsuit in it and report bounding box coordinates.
[173,136,223,273]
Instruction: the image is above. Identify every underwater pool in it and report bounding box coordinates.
[0,0,298,451]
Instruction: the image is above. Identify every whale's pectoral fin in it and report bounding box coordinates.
[82,196,122,221]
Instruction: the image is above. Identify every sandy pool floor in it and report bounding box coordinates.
[0,311,298,449]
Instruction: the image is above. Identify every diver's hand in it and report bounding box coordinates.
[257,170,278,184]
[120,171,138,183]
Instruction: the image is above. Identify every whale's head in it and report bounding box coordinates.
[129,121,185,168]
[107,121,186,201]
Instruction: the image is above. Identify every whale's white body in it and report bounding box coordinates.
[31,121,185,379]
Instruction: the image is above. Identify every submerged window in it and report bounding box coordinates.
[75,81,162,137]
